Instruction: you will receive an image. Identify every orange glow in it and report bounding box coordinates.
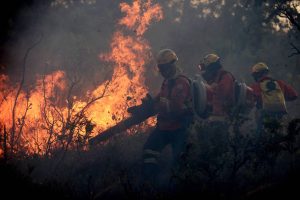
[119,0,163,36]
[0,0,162,156]
[88,0,162,133]
[0,71,67,155]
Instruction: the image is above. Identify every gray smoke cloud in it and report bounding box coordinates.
[1,0,299,115]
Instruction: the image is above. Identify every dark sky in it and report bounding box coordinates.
[0,0,36,44]
[0,0,39,73]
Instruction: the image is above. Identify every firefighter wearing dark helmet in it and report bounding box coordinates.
[142,49,193,184]
[250,62,298,135]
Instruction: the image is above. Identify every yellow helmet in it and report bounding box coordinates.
[156,49,178,65]
[251,62,269,73]
[200,54,220,69]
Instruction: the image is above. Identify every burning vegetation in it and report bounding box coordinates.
[0,0,300,200]
[0,0,162,157]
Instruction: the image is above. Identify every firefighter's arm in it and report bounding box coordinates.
[157,96,170,113]
[154,79,170,113]
[245,85,255,108]
[127,93,157,116]
[249,83,261,108]
[169,78,191,114]
[278,80,298,101]
[156,78,190,117]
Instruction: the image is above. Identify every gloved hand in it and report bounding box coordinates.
[142,93,153,104]
[127,105,140,115]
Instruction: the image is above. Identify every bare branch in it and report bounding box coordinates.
[0,88,13,108]
[15,90,32,151]
[73,80,110,123]
[288,42,300,57]
[265,3,282,23]
[282,10,300,32]
[11,33,43,154]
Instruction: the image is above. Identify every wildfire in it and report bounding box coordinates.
[0,0,163,156]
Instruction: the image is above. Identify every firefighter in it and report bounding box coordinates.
[198,53,254,120]
[195,54,254,168]
[142,49,193,184]
[196,53,236,161]
[250,62,298,135]
[198,53,236,120]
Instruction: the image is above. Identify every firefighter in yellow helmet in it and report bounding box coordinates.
[156,48,179,78]
[141,49,193,184]
[250,62,298,135]
[251,62,269,82]
[198,54,221,84]
[198,53,254,117]
[198,53,237,118]
[195,53,238,168]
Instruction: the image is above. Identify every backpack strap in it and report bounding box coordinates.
[167,78,176,98]
[217,70,235,83]
[166,75,191,97]
[166,75,193,113]
[176,74,192,85]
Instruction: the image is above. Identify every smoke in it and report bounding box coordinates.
[1,1,120,92]
[0,1,299,197]
[1,0,299,115]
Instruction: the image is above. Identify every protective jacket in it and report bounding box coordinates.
[155,74,193,130]
[206,70,235,118]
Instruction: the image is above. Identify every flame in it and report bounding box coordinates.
[0,0,163,156]
[87,0,163,132]
[119,0,163,36]
[0,71,67,155]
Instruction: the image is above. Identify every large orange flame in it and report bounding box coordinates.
[0,0,163,156]
[87,0,163,132]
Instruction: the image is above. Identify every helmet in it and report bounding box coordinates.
[251,62,269,73]
[156,49,178,65]
[200,54,220,70]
